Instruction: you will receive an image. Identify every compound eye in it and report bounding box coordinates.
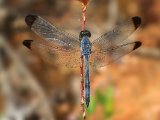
[85,30,91,37]
[80,31,84,36]
[79,32,83,39]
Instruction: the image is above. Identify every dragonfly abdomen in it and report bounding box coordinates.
[85,78,90,108]
[84,55,90,107]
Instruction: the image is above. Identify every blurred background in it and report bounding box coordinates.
[0,0,160,120]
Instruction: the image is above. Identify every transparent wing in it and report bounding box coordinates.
[25,14,80,50]
[90,41,142,68]
[23,40,81,68]
[92,17,141,50]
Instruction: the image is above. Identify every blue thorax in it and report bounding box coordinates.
[81,36,92,56]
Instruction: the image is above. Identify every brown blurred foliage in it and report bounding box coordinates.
[0,0,160,120]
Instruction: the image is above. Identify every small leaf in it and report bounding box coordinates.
[104,86,114,117]
[85,97,96,115]
[95,90,106,104]
[0,114,2,120]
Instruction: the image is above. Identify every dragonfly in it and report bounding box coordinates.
[23,14,142,107]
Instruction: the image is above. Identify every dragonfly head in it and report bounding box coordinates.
[79,30,91,41]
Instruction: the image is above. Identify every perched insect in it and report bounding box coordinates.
[23,14,142,107]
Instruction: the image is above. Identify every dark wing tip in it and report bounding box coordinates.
[132,16,141,29]
[25,14,38,27]
[133,41,142,50]
[23,40,33,49]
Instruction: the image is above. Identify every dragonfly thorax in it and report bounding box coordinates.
[81,36,92,56]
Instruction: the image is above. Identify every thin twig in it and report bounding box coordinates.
[80,3,87,120]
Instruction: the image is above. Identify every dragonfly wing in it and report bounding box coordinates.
[90,41,142,68]
[92,17,141,50]
[23,40,81,68]
[25,14,80,50]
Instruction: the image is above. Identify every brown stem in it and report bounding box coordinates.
[80,3,87,120]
